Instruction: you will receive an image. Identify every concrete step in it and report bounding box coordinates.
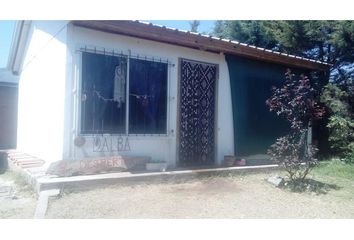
[36,164,280,193]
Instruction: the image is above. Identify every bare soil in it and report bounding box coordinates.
[0,171,37,218]
[46,170,354,218]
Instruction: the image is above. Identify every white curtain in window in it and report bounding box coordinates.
[113,63,126,107]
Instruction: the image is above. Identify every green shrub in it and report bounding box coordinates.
[320,84,354,162]
[344,143,354,164]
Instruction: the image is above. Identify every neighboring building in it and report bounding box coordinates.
[7,20,329,169]
[0,68,18,150]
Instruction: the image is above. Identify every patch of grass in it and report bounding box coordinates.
[291,159,354,199]
[278,160,354,195]
[313,159,354,181]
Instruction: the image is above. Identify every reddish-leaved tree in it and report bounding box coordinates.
[266,70,325,182]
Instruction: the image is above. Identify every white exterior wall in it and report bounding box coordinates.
[62,24,234,167]
[16,21,69,162]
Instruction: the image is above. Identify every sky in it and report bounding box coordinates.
[0,20,216,69]
[0,20,16,68]
[146,20,215,34]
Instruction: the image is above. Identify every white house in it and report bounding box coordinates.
[7,20,329,173]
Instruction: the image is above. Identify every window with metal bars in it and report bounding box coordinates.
[80,51,168,135]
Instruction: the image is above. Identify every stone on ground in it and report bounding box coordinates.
[267,175,284,187]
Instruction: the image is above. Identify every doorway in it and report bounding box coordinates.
[178,59,217,166]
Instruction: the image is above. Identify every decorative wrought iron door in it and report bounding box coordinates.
[179,59,217,166]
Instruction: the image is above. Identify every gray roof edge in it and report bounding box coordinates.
[7,20,32,74]
[7,21,22,71]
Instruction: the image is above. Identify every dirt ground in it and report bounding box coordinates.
[46,170,354,218]
[0,171,37,218]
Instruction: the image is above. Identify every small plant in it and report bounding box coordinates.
[266,70,325,182]
[267,131,318,181]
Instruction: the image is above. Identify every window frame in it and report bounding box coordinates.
[77,47,171,137]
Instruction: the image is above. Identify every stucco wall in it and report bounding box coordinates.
[0,85,18,149]
[63,24,234,167]
[16,21,69,162]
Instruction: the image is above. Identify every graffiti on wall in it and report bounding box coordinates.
[93,135,131,152]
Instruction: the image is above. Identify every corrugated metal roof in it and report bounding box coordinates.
[136,20,328,66]
[72,20,330,71]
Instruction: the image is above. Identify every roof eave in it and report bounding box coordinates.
[7,20,32,75]
[72,20,330,72]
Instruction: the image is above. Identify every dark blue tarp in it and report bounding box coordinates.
[225,54,313,156]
